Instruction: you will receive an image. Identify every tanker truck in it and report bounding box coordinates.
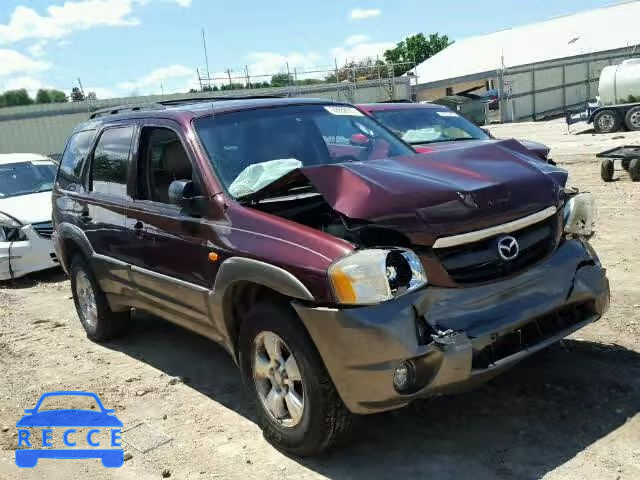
[567,58,640,133]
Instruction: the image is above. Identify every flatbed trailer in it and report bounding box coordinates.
[596,145,640,182]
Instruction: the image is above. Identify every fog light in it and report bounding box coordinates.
[393,361,415,392]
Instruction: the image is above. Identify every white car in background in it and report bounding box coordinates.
[0,153,59,281]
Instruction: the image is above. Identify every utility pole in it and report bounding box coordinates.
[245,65,251,89]
[201,29,211,88]
[160,83,164,96]
[196,68,203,91]
[225,69,233,88]
[77,77,85,96]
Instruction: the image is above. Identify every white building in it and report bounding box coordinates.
[414,0,640,121]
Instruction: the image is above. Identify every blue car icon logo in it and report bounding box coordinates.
[15,391,124,468]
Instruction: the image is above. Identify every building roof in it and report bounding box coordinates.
[415,1,640,86]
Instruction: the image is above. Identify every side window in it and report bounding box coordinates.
[136,127,193,203]
[90,126,134,199]
[57,130,95,191]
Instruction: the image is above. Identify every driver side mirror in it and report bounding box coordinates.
[168,180,202,217]
[350,133,370,145]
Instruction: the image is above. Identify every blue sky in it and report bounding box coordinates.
[0,0,616,99]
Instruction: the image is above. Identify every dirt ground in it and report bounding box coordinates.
[1,119,639,480]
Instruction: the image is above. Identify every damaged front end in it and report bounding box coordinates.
[293,238,609,414]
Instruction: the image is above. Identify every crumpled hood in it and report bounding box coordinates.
[249,139,567,237]
[0,191,52,225]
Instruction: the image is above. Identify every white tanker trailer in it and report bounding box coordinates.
[567,58,640,133]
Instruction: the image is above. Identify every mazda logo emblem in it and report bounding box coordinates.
[497,235,519,261]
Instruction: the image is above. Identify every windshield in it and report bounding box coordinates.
[193,104,414,198]
[371,108,490,145]
[0,161,56,198]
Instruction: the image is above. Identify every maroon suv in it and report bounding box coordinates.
[52,97,609,455]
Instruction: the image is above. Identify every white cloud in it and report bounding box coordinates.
[331,41,394,65]
[0,1,139,44]
[245,51,324,78]
[344,34,370,46]
[118,64,196,94]
[0,0,191,44]
[349,8,381,20]
[0,49,50,76]
[27,42,47,57]
[0,76,51,98]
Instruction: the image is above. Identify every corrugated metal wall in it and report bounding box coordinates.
[500,48,638,121]
[0,78,411,158]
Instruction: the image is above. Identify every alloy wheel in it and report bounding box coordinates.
[252,331,304,427]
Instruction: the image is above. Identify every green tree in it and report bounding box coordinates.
[70,87,85,102]
[270,73,292,87]
[220,83,245,91]
[35,89,68,103]
[0,89,34,107]
[86,91,97,101]
[202,85,219,92]
[383,33,452,76]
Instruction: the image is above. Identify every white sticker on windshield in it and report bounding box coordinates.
[436,111,459,117]
[324,106,363,116]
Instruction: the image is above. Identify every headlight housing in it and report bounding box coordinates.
[0,212,25,242]
[328,248,427,305]
[563,192,597,236]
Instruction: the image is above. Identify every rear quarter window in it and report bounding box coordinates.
[56,130,95,192]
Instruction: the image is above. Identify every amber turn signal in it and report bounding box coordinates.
[208,252,219,262]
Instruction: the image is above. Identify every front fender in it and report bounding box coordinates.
[210,257,316,357]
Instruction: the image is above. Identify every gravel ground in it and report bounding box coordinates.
[1,119,639,479]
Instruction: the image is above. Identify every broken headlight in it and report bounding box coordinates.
[563,193,597,236]
[0,212,25,242]
[328,248,427,305]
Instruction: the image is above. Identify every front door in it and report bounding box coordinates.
[127,123,217,334]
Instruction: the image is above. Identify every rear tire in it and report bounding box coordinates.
[624,106,640,131]
[600,159,614,182]
[593,109,621,134]
[630,158,640,182]
[70,255,129,342]
[238,302,351,456]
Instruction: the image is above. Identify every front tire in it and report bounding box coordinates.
[600,159,614,182]
[70,255,129,342]
[238,302,351,456]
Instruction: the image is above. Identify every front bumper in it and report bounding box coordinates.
[294,239,610,414]
[0,225,58,281]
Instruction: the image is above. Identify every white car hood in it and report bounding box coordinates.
[0,191,52,225]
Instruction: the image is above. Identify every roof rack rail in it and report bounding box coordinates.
[89,102,165,119]
[158,94,287,106]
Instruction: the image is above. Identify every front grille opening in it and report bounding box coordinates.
[472,301,595,369]
[435,215,559,284]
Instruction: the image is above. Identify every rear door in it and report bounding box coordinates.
[127,120,215,331]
